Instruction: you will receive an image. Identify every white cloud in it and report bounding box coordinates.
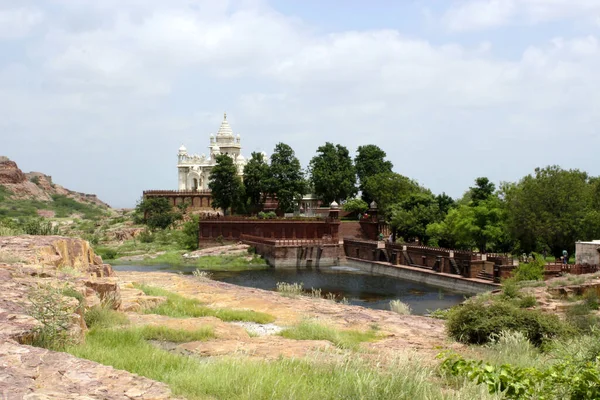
[444,0,600,31]
[1,1,600,206]
[0,7,44,39]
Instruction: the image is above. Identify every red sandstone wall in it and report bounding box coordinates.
[198,219,341,242]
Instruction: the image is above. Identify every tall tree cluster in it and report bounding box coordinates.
[208,140,600,257]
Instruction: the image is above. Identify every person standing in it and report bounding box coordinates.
[562,250,568,264]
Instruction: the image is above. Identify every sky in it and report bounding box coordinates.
[1,0,600,208]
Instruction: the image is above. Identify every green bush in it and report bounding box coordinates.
[512,255,545,282]
[96,247,118,260]
[178,215,199,250]
[21,217,59,235]
[138,229,154,243]
[446,299,568,346]
[518,295,537,308]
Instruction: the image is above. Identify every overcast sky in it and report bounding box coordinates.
[1,0,600,208]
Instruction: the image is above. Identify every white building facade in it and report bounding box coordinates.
[177,113,247,191]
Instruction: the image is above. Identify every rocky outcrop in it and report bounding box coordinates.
[0,158,27,184]
[0,156,111,208]
[0,340,173,399]
[0,236,176,399]
[0,235,114,277]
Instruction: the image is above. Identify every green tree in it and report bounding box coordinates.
[243,152,269,213]
[133,197,181,230]
[208,154,243,215]
[342,198,369,214]
[469,177,496,205]
[309,142,357,203]
[264,143,307,213]
[362,172,421,218]
[436,192,456,215]
[354,145,393,203]
[504,166,596,256]
[390,193,441,243]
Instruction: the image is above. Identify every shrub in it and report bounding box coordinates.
[446,299,568,346]
[192,269,212,279]
[342,198,368,214]
[178,215,199,250]
[276,282,304,296]
[389,299,412,315]
[21,218,59,235]
[138,229,154,243]
[512,255,545,282]
[95,247,117,260]
[27,284,75,349]
[583,290,600,310]
[501,278,519,299]
[518,295,537,308]
[565,303,600,334]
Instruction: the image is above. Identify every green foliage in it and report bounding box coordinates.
[363,172,422,218]
[503,166,598,256]
[136,325,215,343]
[138,229,154,243]
[427,196,507,252]
[390,192,442,244]
[518,295,537,308]
[446,298,568,346]
[209,154,244,214]
[441,352,600,400]
[354,145,393,203]
[309,142,357,203]
[95,247,118,260]
[512,255,545,282]
[264,143,307,213]
[342,198,368,214]
[468,177,496,206]
[178,215,199,250]
[134,197,182,230]
[85,306,130,329]
[50,194,105,219]
[21,217,60,235]
[27,283,76,350]
[242,152,270,212]
[67,326,491,400]
[279,320,379,350]
[257,211,277,219]
[134,284,275,323]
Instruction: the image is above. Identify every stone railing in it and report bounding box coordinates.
[240,234,337,246]
[144,190,212,195]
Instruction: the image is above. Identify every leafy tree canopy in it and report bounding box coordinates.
[390,193,442,243]
[363,172,423,218]
[264,143,307,213]
[133,197,182,230]
[243,152,270,213]
[354,145,393,203]
[503,165,596,256]
[343,198,369,214]
[208,154,243,215]
[309,142,357,203]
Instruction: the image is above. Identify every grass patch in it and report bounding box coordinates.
[66,327,491,400]
[277,282,304,297]
[85,306,130,329]
[114,249,268,271]
[137,325,215,343]
[134,284,275,324]
[389,299,412,315]
[280,320,379,350]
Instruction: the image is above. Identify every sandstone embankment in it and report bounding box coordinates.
[0,235,175,399]
[0,235,458,398]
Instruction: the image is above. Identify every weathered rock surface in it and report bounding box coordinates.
[183,243,251,259]
[0,236,177,399]
[118,272,459,358]
[0,235,114,277]
[0,158,27,184]
[0,340,173,399]
[178,337,334,359]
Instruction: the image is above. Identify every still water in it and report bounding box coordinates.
[112,264,467,315]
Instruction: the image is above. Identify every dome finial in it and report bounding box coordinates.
[224,112,227,120]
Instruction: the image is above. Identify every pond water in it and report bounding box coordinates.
[112,264,467,315]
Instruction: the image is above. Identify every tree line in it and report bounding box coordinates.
[209,142,600,258]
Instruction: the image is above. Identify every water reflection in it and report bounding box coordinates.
[112,264,466,315]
